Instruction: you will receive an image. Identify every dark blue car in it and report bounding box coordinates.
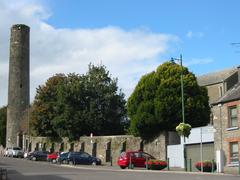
[27,151,49,161]
[67,152,101,165]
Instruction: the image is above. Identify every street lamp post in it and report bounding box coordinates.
[171,54,187,171]
[171,54,185,125]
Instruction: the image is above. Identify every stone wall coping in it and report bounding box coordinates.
[80,135,136,139]
[29,135,141,142]
[225,127,239,131]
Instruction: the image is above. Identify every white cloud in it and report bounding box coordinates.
[0,0,179,106]
[186,31,204,39]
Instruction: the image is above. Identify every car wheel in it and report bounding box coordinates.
[32,157,37,161]
[69,161,75,165]
[62,160,67,164]
[120,166,126,169]
[92,161,97,166]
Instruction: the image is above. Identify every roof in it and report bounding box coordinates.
[212,82,240,105]
[197,67,238,86]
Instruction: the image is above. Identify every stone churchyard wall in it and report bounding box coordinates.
[28,133,167,165]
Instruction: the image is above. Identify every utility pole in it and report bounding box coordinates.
[171,54,186,171]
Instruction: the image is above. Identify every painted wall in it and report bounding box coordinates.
[167,126,214,168]
[184,126,214,145]
[167,144,184,167]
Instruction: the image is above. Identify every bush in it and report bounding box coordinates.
[145,159,167,170]
[195,160,216,172]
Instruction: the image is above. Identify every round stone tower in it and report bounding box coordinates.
[6,24,30,148]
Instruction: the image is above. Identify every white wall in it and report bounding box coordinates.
[167,125,214,168]
[167,144,184,168]
[183,125,214,144]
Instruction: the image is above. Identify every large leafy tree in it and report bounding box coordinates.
[31,73,66,138]
[127,61,210,139]
[83,64,127,136]
[31,64,127,141]
[0,106,7,146]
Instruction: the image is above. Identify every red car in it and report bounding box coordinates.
[47,152,59,163]
[117,150,155,169]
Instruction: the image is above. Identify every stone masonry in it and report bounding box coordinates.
[212,100,240,166]
[6,24,30,148]
[27,133,167,165]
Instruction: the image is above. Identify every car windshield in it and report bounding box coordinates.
[13,147,21,150]
[61,152,69,157]
[120,152,126,157]
[142,152,155,159]
[36,151,48,154]
[124,151,155,159]
[80,152,90,158]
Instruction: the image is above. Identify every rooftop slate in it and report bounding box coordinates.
[212,82,240,105]
[197,67,238,86]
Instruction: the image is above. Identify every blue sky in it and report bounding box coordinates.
[0,0,240,106]
[45,0,240,72]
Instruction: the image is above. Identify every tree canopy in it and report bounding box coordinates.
[31,64,127,141]
[127,61,210,139]
[0,106,7,146]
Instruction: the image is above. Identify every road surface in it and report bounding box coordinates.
[0,157,238,180]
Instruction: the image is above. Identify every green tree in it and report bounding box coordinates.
[0,106,7,147]
[31,73,66,138]
[50,73,87,140]
[127,61,210,139]
[31,64,127,141]
[84,64,127,136]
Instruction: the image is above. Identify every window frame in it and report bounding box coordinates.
[229,142,239,164]
[228,106,238,128]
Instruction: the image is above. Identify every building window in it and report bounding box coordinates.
[229,142,239,163]
[229,106,238,128]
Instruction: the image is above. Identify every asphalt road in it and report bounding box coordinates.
[0,157,239,180]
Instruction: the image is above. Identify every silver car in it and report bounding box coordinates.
[7,147,24,158]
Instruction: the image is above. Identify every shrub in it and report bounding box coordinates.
[195,160,216,172]
[145,159,167,170]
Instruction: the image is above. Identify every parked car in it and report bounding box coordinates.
[47,152,59,163]
[56,152,70,164]
[27,151,49,161]
[117,150,155,169]
[67,152,101,165]
[4,147,24,158]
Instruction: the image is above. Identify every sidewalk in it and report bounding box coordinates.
[58,163,239,176]
[224,166,239,176]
